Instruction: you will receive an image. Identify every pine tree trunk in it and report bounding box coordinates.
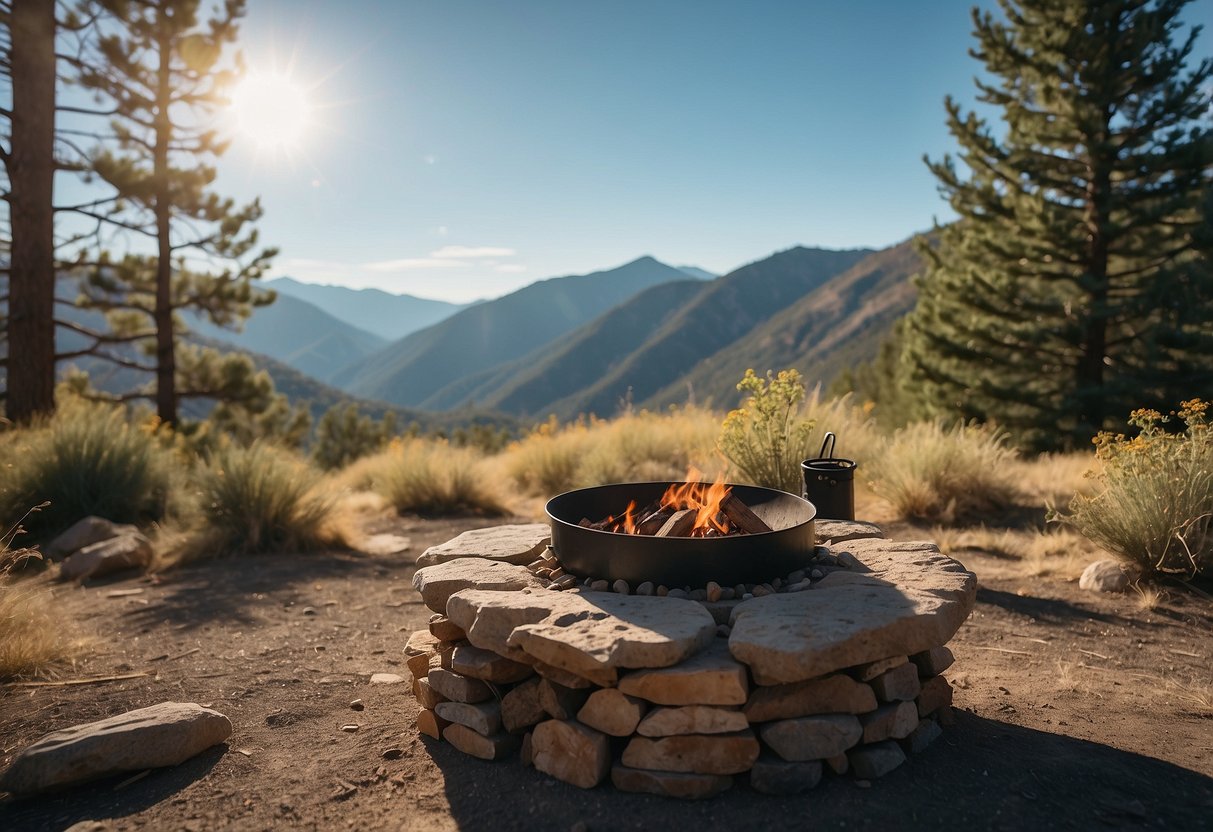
[1077,150,1113,441]
[6,0,57,423]
[152,19,176,425]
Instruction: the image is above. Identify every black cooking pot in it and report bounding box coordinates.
[801,432,857,520]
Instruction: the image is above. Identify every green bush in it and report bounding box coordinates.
[868,420,1019,522]
[370,440,506,517]
[188,442,337,556]
[718,369,818,494]
[312,404,396,470]
[1066,401,1212,578]
[0,403,172,540]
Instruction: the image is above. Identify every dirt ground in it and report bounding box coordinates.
[1,509,1211,832]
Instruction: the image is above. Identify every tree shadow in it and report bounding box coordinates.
[427,711,1213,831]
[974,586,1158,627]
[0,744,226,832]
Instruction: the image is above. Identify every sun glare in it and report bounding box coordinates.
[228,72,313,152]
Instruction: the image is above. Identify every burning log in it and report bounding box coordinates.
[636,510,673,536]
[655,509,698,538]
[719,493,772,535]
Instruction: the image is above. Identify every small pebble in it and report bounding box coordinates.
[301,606,317,616]
[752,585,771,597]
[734,584,746,599]
[527,559,546,571]
[549,567,566,579]
[612,579,631,595]
[771,577,782,589]
[667,588,689,599]
[705,581,722,602]
[787,569,806,583]
[786,580,812,592]
[590,579,610,592]
[716,624,732,638]
[811,568,824,580]
[349,699,364,711]
[636,581,655,596]
[382,748,404,760]
[535,568,552,579]
[741,593,754,601]
[689,588,708,601]
[341,724,359,733]
[720,587,735,600]
[554,574,577,589]
[656,585,669,597]
[838,552,859,569]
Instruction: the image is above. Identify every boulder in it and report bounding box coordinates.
[413,559,546,614]
[0,702,231,796]
[611,765,733,800]
[58,534,152,582]
[1079,559,1133,593]
[531,719,610,789]
[416,525,551,567]
[45,517,134,560]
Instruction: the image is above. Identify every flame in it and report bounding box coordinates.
[602,468,734,537]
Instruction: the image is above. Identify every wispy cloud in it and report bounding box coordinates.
[363,257,471,272]
[430,245,516,259]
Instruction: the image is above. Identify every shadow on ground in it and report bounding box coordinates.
[427,711,1213,832]
[0,746,225,832]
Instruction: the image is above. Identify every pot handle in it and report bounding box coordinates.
[817,432,837,461]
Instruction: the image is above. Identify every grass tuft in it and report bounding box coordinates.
[366,439,508,517]
[0,516,78,680]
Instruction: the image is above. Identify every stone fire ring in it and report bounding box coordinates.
[406,520,976,798]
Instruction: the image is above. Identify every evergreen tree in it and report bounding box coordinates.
[905,0,1213,450]
[312,404,397,471]
[75,0,274,425]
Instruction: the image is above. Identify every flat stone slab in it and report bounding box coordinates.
[637,706,748,737]
[617,641,748,706]
[743,674,877,722]
[611,765,733,799]
[814,520,885,544]
[729,541,976,684]
[416,524,551,568]
[435,700,502,736]
[59,534,152,582]
[413,559,546,614]
[449,644,534,684]
[448,589,716,684]
[442,723,519,760]
[0,702,231,796]
[621,731,760,776]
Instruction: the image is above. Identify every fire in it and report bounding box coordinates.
[602,468,734,537]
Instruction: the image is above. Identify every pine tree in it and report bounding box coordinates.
[75,0,275,425]
[905,0,1213,450]
[1,0,57,422]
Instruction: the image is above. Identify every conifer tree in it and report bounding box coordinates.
[905,0,1213,450]
[75,0,275,425]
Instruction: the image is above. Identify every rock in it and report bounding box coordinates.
[442,723,520,761]
[520,731,534,766]
[415,677,446,710]
[699,599,740,625]
[849,655,909,682]
[58,534,152,582]
[729,540,976,684]
[450,644,534,684]
[0,702,231,796]
[531,660,595,689]
[758,714,862,761]
[406,651,439,685]
[538,678,591,720]
[416,709,450,740]
[413,559,546,614]
[502,677,547,734]
[617,641,748,706]
[416,524,551,568]
[1079,559,1133,593]
[901,717,942,754]
[435,700,502,736]
[46,516,135,560]
[917,675,954,717]
[531,719,611,789]
[910,646,955,678]
[859,701,919,743]
[426,668,492,704]
[825,753,849,775]
[359,533,411,555]
[749,756,823,795]
[429,614,467,642]
[870,662,921,703]
[621,731,760,776]
[350,699,364,711]
[404,629,443,658]
[577,689,648,737]
[370,673,404,685]
[847,741,906,779]
[743,674,877,722]
[814,520,885,544]
[611,765,733,800]
[636,706,748,737]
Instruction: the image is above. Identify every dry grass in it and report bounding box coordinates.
[0,518,80,679]
[360,439,508,517]
[1130,582,1168,612]
[1019,527,1094,579]
[1015,452,1100,509]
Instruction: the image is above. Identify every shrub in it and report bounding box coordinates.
[369,439,507,517]
[718,370,817,494]
[1066,401,1212,578]
[0,516,76,679]
[868,420,1019,522]
[0,402,172,541]
[312,404,396,470]
[186,442,338,557]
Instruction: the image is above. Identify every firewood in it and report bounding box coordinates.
[578,518,594,528]
[720,493,772,534]
[655,509,697,538]
[636,510,673,535]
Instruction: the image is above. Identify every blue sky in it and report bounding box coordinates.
[216,0,1211,302]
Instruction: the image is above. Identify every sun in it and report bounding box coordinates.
[227,72,313,152]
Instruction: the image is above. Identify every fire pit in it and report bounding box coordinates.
[547,481,816,587]
[405,510,977,798]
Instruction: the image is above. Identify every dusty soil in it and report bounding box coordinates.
[2,510,1211,832]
